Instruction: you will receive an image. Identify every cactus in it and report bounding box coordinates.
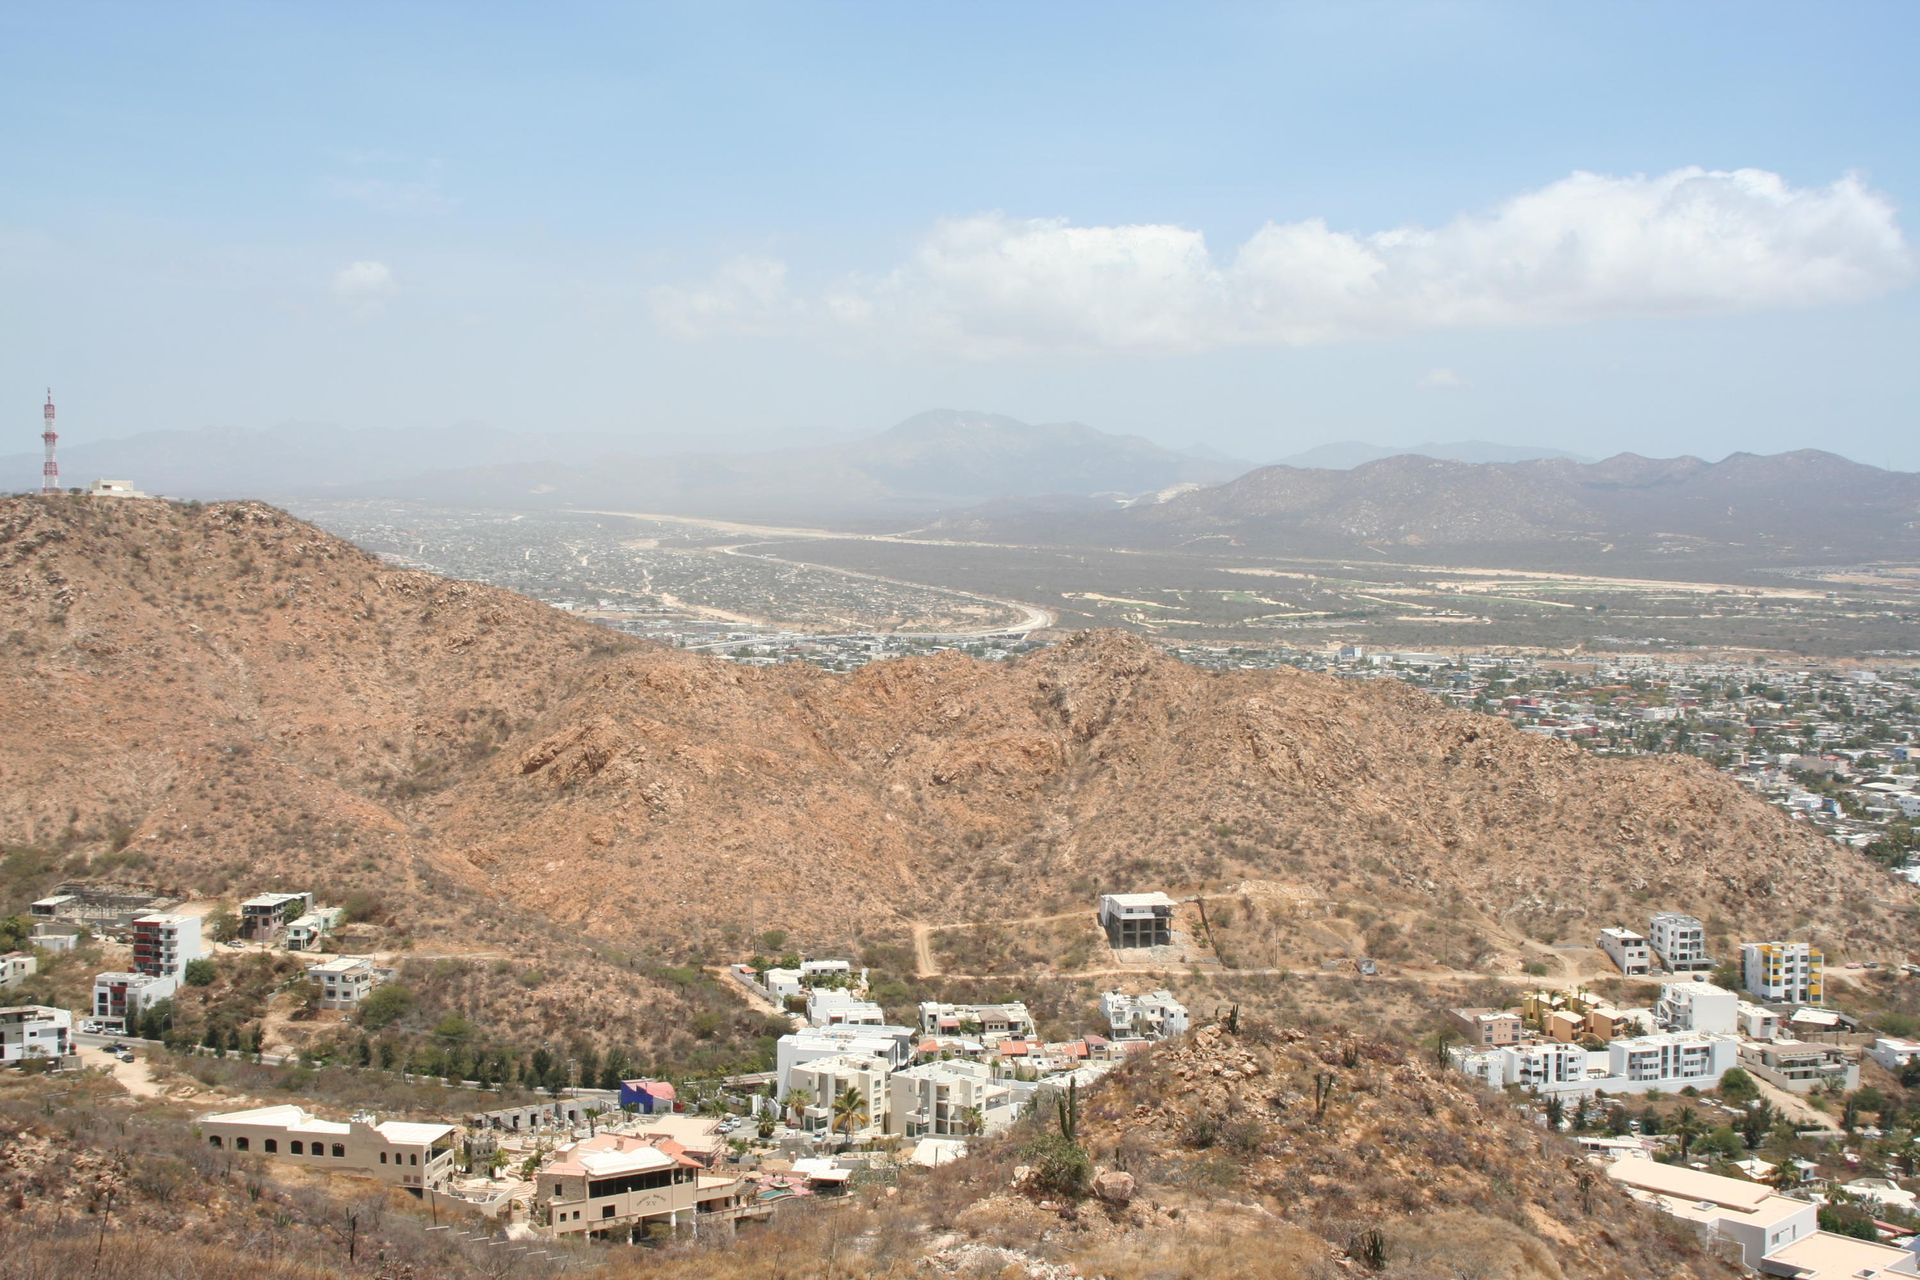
[1056,1078,1079,1142]
[1313,1070,1337,1121]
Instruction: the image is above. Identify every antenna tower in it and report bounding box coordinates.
[41,389,60,495]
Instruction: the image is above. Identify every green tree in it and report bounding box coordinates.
[183,958,216,987]
[204,908,239,944]
[1718,1068,1758,1104]
[357,983,414,1031]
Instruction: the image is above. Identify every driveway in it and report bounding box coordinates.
[75,1042,165,1099]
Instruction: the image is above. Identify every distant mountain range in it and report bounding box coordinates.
[3,410,1244,520]
[1271,440,1589,469]
[925,449,1920,566]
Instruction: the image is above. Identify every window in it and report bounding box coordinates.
[264,1139,277,1153]
[236,1137,250,1152]
[208,1135,223,1149]
[602,1205,615,1219]
[410,1153,418,1165]
[291,1141,304,1155]
[380,1152,388,1164]
[332,1144,345,1158]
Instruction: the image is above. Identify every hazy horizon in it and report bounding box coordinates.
[6,4,1919,469]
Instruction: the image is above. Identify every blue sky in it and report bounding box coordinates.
[3,2,1917,466]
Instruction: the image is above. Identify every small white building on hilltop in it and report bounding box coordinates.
[0,1005,73,1065]
[1656,980,1737,1035]
[1598,927,1651,976]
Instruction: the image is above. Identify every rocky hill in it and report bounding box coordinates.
[927,448,1920,567]
[1,495,1911,1021]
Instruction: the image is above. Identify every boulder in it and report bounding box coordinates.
[1092,1169,1135,1205]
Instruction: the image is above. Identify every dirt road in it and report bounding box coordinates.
[76,1043,165,1099]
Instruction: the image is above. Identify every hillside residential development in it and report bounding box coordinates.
[198,1105,458,1192]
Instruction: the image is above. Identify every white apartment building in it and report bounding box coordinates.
[1655,980,1737,1035]
[786,1053,889,1140]
[887,1059,1012,1138]
[917,1001,1036,1040]
[1647,913,1713,973]
[197,1105,456,1192]
[0,1005,73,1064]
[130,912,202,979]
[1100,989,1190,1040]
[1742,941,1824,1005]
[775,1025,916,1096]
[307,956,379,1008]
[1452,1032,1736,1097]
[1598,927,1651,976]
[1608,1031,1738,1090]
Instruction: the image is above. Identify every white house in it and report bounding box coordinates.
[1452,1032,1737,1097]
[1866,1036,1920,1072]
[1100,989,1189,1040]
[1097,893,1175,948]
[1736,1001,1781,1041]
[762,968,803,1001]
[916,1001,1036,1040]
[1656,980,1737,1035]
[306,956,380,1009]
[806,987,885,1027]
[0,952,36,990]
[0,1005,73,1064]
[1598,927,1651,976]
[92,971,176,1028]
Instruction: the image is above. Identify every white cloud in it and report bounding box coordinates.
[652,168,1912,354]
[330,260,396,304]
[1418,367,1467,390]
[649,256,799,338]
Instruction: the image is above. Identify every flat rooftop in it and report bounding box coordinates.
[1759,1229,1920,1280]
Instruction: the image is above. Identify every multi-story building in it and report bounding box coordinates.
[1098,893,1175,949]
[917,1001,1037,1040]
[775,1025,916,1097]
[887,1060,1012,1138]
[1598,927,1651,976]
[1647,913,1713,973]
[1100,990,1189,1040]
[92,971,176,1027]
[1742,941,1824,1005]
[1449,1007,1523,1047]
[0,1005,73,1064]
[130,912,201,979]
[306,956,379,1008]
[536,1133,746,1241]
[786,1053,889,1140]
[1656,980,1738,1035]
[1606,1032,1738,1090]
[239,892,312,942]
[197,1105,457,1192]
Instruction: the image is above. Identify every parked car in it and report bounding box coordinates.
[79,1020,104,1034]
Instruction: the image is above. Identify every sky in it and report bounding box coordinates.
[3,2,1918,467]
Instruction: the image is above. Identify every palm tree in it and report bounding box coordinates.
[961,1105,985,1137]
[1673,1105,1703,1157]
[784,1085,813,1128]
[831,1084,868,1148]
[1766,1159,1805,1195]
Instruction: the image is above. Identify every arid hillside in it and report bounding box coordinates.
[0,1016,1744,1280]
[1,495,1911,997]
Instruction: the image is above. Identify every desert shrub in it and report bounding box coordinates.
[358,983,415,1031]
[1023,1132,1091,1198]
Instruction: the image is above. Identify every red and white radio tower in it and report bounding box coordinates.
[41,389,59,495]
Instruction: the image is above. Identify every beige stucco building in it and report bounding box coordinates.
[197,1104,456,1192]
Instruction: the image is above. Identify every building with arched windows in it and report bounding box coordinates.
[196,1104,455,1192]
